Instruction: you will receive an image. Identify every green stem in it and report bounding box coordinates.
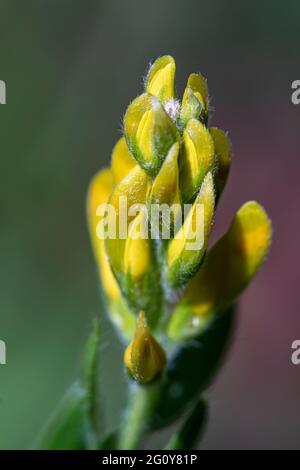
[118,383,157,450]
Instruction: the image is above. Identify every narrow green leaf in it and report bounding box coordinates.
[99,431,118,450]
[36,382,86,450]
[166,397,208,449]
[82,319,102,445]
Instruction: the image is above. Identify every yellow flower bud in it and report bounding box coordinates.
[124,311,166,384]
[111,137,137,185]
[168,201,272,339]
[180,73,209,127]
[145,55,176,104]
[105,165,149,275]
[124,211,150,281]
[179,87,202,129]
[186,73,209,109]
[167,172,215,286]
[209,127,231,198]
[180,119,215,202]
[124,93,179,175]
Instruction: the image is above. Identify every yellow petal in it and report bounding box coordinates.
[209,127,231,197]
[180,119,215,202]
[135,108,155,163]
[98,242,121,301]
[150,142,179,205]
[111,137,137,184]
[124,211,150,281]
[86,168,120,300]
[124,311,166,384]
[145,55,176,104]
[167,172,215,286]
[105,165,149,275]
[180,201,272,318]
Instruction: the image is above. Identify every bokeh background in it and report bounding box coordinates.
[0,0,299,450]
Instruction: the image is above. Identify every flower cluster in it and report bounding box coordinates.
[87,55,271,385]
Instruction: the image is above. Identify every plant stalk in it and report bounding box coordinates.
[118,382,157,450]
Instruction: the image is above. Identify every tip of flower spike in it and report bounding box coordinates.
[124,311,166,384]
[145,55,176,104]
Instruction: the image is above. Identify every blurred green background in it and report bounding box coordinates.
[0,0,300,449]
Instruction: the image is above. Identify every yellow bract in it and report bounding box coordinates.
[145,55,175,104]
[180,119,215,202]
[111,137,137,184]
[179,201,272,318]
[124,311,166,384]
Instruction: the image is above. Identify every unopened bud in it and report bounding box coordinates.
[180,73,209,127]
[124,311,166,384]
[180,118,215,203]
[124,93,179,176]
[168,172,215,287]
